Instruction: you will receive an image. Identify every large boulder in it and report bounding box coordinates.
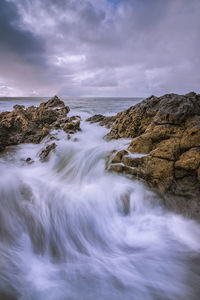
[106,92,200,218]
[0,96,80,152]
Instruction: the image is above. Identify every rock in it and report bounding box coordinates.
[111,150,128,164]
[180,117,200,150]
[128,135,153,154]
[175,148,200,170]
[39,143,56,161]
[63,120,80,134]
[13,104,25,110]
[0,96,81,151]
[86,114,116,128]
[42,95,68,110]
[25,157,34,164]
[149,138,180,161]
[198,168,200,181]
[106,92,200,217]
[87,114,105,123]
[107,92,200,139]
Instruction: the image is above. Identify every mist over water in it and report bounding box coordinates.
[0,98,200,300]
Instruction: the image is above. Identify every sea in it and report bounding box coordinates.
[0,97,200,300]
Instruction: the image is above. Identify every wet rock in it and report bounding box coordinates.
[86,114,116,129]
[111,150,128,164]
[39,143,56,161]
[63,120,80,134]
[106,92,200,217]
[0,96,81,151]
[25,157,34,164]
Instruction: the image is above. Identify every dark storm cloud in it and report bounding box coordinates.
[0,0,199,96]
[0,0,44,64]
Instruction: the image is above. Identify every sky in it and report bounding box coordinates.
[0,0,199,97]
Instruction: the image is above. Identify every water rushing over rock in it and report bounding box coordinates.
[0,96,200,300]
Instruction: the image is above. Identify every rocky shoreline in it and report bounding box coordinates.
[87,92,200,218]
[1,93,200,218]
[0,96,81,152]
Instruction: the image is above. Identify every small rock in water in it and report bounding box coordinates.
[39,143,56,161]
[25,157,34,164]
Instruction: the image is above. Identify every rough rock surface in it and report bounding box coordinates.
[86,114,116,128]
[106,92,200,218]
[0,96,80,152]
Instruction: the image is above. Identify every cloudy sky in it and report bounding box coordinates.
[0,0,199,97]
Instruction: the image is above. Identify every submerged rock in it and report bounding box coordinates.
[0,96,81,152]
[106,92,200,218]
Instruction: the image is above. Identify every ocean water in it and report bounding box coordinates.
[0,97,200,300]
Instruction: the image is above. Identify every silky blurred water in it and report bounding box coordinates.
[0,97,200,300]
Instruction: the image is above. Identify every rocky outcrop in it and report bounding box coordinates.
[106,92,200,218]
[86,114,116,128]
[0,96,81,152]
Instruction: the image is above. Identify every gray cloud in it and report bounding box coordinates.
[0,0,199,96]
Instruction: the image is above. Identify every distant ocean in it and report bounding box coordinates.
[0,97,142,115]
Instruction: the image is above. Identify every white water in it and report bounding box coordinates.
[0,99,200,300]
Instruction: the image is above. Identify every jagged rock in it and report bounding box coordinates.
[63,120,80,134]
[86,114,116,128]
[0,96,80,152]
[13,104,25,110]
[107,92,200,139]
[39,143,56,161]
[106,92,200,217]
[87,114,105,123]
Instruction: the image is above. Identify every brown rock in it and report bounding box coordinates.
[180,118,200,150]
[197,168,200,181]
[128,134,153,154]
[107,92,200,139]
[63,120,80,134]
[138,156,174,191]
[111,150,128,163]
[86,114,116,129]
[150,138,180,160]
[175,148,200,170]
[0,96,80,151]
[106,91,200,217]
